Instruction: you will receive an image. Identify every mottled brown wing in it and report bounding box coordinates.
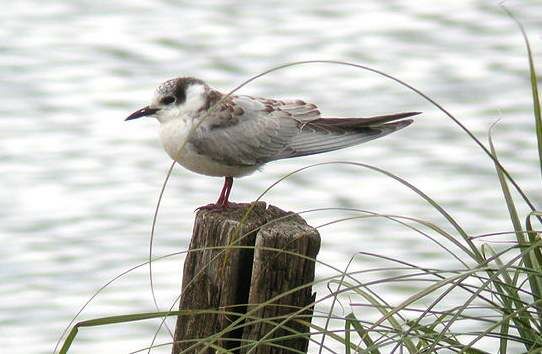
[190,94,418,165]
[189,95,304,166]
[249,97,322,122]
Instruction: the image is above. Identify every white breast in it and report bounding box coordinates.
[159,119,258,178]
[159,118,191,160]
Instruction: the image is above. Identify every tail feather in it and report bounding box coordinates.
[309,111,421,128]
[270,112,418,161]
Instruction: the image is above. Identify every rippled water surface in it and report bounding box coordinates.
[2,1,541,353]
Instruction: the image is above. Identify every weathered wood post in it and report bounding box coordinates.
[171,202,321,354]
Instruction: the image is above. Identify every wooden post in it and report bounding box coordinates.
[171,202,321,354]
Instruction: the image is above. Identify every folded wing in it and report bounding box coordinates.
[275,112,417,160]
[190,95,418,166]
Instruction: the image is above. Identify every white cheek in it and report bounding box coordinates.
[157,106,183,123]
[154,84,207,123]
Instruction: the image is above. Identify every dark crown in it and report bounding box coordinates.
[157,77,207,104]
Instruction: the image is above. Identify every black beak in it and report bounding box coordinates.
[125,106,160,121]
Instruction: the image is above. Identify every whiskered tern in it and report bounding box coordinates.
[126,77,419,209]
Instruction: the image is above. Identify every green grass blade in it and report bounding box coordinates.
[345,316,351,354]
[346,313,381,354]
[59,309,252,354]
[525,212,542,322]
[306,319,363,352]
[463,298,542,352]
[488,124,524,242]
[481,244,536,342]
[500,316,510,354]
[526,25,542,175]
[526,212,542,272]
[487,124,542,335]
[59,310,196,354]
[504,6,542,175]
[436,243,542,353]
[58,326,78,354]
[337,279,417,352]
[406,321,490,354]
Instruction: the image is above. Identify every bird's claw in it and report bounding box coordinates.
[195,202,229,212]
[194,201,245,212]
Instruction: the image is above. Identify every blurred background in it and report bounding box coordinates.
[1,0,541,353]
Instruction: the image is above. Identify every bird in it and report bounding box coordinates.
[125,77,419,210]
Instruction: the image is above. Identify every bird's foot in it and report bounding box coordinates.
[195,201,230,212]
[195,201,242,212]
[195,203,225,212]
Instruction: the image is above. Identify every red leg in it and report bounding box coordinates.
[215,177,229,205]
[219,177,234,208]
[196,177,234,211]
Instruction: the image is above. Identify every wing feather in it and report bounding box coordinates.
[189,94,417,166]
[276,119,413,159]
[190,96,299,165]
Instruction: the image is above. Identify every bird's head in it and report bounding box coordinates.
[125,77,209,123]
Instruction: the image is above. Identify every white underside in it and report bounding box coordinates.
[159,119,258,177]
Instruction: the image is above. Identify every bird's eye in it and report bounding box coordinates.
[161,96,175,105]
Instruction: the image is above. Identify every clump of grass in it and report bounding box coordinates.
[329,8,542,353]
[55,7,541,354]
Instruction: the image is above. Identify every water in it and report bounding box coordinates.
[1,1,541,353]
